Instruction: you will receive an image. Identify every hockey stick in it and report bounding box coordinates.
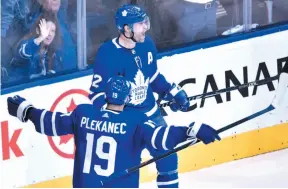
[101,104,275,186]
[159,75,279,108]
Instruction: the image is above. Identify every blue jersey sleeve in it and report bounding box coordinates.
[17,38,40,60]
[138,119,188,151]
[145,36,172,96]
[28,107,76,136]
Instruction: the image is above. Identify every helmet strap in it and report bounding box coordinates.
[123,31,135,42]
[123,25,138,43]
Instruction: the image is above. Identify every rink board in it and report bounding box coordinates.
[1,29,288,187]
[24,122,288,187]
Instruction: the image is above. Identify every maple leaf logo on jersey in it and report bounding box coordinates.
[129,69,149,105]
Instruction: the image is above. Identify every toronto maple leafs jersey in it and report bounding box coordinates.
[88,36,172,118]
[27,104,189,188]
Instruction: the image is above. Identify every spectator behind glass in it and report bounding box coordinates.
[9,12,61,81]
[29,0,77,72]
[1,0,77,86]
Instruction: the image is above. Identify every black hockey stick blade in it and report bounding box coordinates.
[101,104,275,186]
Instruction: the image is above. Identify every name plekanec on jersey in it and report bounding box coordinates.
[80,117,127,134]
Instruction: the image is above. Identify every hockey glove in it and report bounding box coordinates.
[7,95,33,122]
[164,83,190,112]
[187,122,221,144]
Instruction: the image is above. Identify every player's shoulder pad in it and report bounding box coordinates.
[133,111,148,121]
[93,40,120,69]
[96,39,120,61]
[97,40,115,55]
[122,109,147,123]
[73,104,95,115]
[101,38,124,51]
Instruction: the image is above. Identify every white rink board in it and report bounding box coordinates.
[1,30,288,187]
[0,76,92,187]
[158,30,288,137]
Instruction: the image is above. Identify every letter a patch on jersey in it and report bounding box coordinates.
[129,70,149,105]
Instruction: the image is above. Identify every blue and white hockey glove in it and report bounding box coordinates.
[7,95,34,122]
[164,83,190,112]
[187,122,221,144]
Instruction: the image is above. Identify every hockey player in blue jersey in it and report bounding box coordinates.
[88,4,191,188]
[7,75,220,188]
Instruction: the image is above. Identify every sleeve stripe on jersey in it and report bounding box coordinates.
[144,121,156,128]
[17,101,32,121]
[91,92,105,103]
[157,179,179,186]
[150,69,160,83]
[19,43,32,58]
[112,38,121,48]
[145,103,158,117]
[151,126,162,149]
[162,126,170,150]
[189,122,202,136]
[40,110,47,134]
[158,169,178,175]
[52,111,57,136]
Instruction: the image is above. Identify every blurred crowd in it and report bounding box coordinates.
[1,0,288,87]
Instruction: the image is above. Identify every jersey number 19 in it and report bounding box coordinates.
[83,133,117,177]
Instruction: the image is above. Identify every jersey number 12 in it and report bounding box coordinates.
[83,133,117,177]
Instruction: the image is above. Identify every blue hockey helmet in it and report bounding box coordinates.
[105,75,131,105]
[115,4,150,33]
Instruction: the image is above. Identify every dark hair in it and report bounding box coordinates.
[17,11,62,70]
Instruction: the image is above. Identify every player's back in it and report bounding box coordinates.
[72,104,145,188]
